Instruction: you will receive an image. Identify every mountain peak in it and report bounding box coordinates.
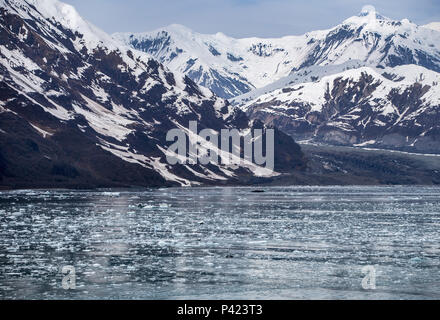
[3,0,121,50]
[343,5,391,25]
[359,5,376,16]
[3,0,81,28]
[358,5,389,20]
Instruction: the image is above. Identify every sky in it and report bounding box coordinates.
[63,0,440,38]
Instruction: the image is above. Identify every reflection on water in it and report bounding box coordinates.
[0,186,440,299]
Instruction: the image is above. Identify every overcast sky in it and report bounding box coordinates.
[63,0,440,38]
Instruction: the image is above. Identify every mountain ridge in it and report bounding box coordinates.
[115,6,440,99]
[114,6,440,153]
[238,64,440,153]
[0,0,305,189]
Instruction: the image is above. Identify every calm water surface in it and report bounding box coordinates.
[0,186,439,299]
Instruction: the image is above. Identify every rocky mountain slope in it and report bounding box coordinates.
[236,64,440,153]
[115,6,440,99]
[0,0,305,189]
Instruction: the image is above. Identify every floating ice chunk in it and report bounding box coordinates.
[102,192,120,197]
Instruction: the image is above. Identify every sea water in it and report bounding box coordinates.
[0,186,439,299]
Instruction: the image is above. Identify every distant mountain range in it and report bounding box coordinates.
[117,6,440,153]
[236,64,440,153]
[0,0,304,189]
[1,0,439,189]
[116,7,440,99]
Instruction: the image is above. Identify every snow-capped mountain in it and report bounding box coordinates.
[0,0,304,189]
[239,64,440,153]
[423,22,440,32]
[115,6,440,99]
